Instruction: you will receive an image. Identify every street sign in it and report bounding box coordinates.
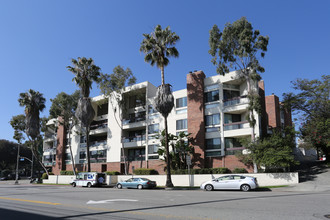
[186,155,191,165]
[20,158,24,161]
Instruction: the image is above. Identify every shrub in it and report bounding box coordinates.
[41,172,54,180]
[171,168,231,174]
[133,168,159,175]
[211,168,231,174]
[60,170,75,175]
[232,168,248,173]
[105,171,120,175]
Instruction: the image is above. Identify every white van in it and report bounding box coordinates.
[71,172,106,187]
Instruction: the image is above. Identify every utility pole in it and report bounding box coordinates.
[14,144,21,184]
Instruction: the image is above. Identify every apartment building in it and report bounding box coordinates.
[43,70,292,175]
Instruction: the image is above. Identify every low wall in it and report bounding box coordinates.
[43,173,298,187]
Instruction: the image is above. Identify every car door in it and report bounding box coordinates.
[226,175,241,189]
[213,176,232,189]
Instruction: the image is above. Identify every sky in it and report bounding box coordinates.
[1,0,329,142]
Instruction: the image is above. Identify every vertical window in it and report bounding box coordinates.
[206,138,221,149]
[205,114,220,126]
[148,144,159,154]
[176,97,187,108]
[224,114,241,124]
[148,124,159,134]
[176,119,187,130]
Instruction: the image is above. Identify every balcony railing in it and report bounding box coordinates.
[224,121,249,131]
[122,135,146,143]
[223,95,248,107]
[90,140,107,147]
[43,148,56,153]
[90,123,108,130]
[122,116,146,125]
[121,155,145,162]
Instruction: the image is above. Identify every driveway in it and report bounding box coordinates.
[276,161,330,192]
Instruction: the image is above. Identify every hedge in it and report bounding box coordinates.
[232,168,248,173]
[133,168,159,175]
[60,170,75,175]
[41,172,54,179]
[171,168,231,174]
[105,171,120,175]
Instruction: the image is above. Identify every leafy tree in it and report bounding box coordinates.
[67,57,101,172]
[283,75,330,158]
[237,127,298,171]
[140,25,180,187]
[158,131,193,171]
[99,65,136,175]
[18,89,49,176]
[49,90,80,175]
[209,17,269,172]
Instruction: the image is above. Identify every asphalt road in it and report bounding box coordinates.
[0,183,329,220]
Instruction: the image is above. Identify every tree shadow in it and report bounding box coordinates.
[292,161,328,183]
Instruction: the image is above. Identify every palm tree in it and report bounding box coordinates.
[67,57,101,172]
[140,25,180,187]
[18,89,49,176]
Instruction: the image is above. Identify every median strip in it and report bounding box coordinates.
[0,196,61,205]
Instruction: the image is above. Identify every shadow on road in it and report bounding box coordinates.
[293,161,329,183]
[0,208,57,220]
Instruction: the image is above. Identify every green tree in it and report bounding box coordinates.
[49,90,80,175]
[283,75,330,158]
[18,89,49,176]
[140,25,180,187]
[209,17,269,172]
[98,65,136,175]
[67,57,101,172]
[237,127,298,171]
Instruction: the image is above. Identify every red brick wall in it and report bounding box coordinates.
[265,95,281,129]
[258,80,268,138]
[52,117,65,175]
[187,71,206,168]
[205,156,253,173]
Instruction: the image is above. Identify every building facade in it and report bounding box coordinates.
[43,70,292,175]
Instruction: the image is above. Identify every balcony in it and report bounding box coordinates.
[224,121,251,137]
[122,116,146,129]
[223,96,249,113]
[43,161,56,166]
[223,95,248,107]
[89,122,108,135]
[90,140,107,148]
[44,134,56,142]
[224,121,249,131]
[43,148,56,154]
[122,135,146,148]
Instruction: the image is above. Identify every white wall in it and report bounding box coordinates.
[45,173,299,187]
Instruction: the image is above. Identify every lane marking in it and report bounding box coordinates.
[87,199,138,204]
[0,196,61,205]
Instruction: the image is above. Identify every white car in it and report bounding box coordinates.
[200,175,258,192]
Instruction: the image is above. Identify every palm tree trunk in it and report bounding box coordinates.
[161,66,165,85]
[68,124,76,176]
[86,126,91,172]
[164,117,173,187]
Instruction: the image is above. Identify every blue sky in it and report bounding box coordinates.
[1,0,329,142]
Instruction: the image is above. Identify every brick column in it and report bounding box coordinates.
[53,117,66,175]
[187,71,205,168]
[265,95,281,129]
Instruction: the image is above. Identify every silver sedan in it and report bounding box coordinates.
[200,175,258,192]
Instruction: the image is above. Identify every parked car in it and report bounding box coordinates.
[116,178,157,189]
[200,175,258,192]
[71,172,106,187]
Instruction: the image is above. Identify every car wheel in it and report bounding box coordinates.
[87,182,92,188]
[137,184,143,190]
[205,184,213,191]
[72,182,76,187]
[117,184,122,189]
[241,184,251,192]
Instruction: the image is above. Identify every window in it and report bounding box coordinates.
[206,138,221,150]
[148,124,159,134]
[148,144,159,154]
[225,138,243,155]
[128,148,145,161]
[205,138,221,157]
[205,114,220,126]
[148,105,158,114]
[176,97,187,108]
[205,90,219,103]
[224,114,241,124]
[176,108,187,114]
[129,94,146,108]
[80,136,86,143]
[79,151,86,159]
[90,149,107,163]
[205,84,219,91]
[97,103,108,116]
[176,119,187,130]
[223,90,240,100]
